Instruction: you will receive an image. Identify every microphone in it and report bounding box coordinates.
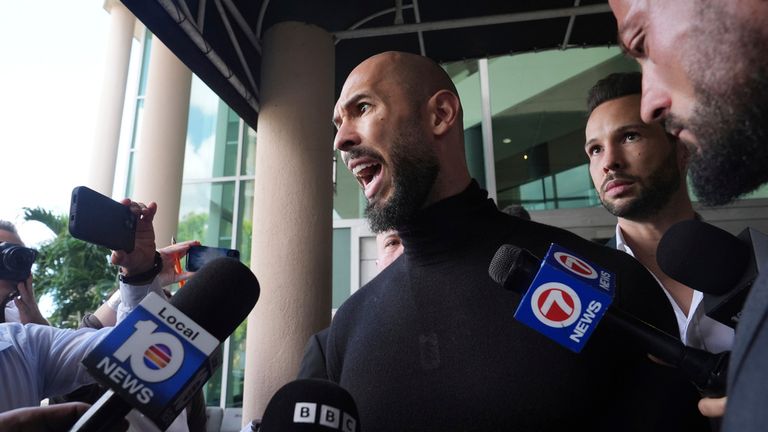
[70,257,260,431]
[256,379,360,432]
[657,219,768,328]
[489,243,729,396]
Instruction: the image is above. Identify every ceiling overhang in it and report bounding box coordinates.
[121,0,617,130]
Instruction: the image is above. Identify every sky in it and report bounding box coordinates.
[0,1,110,246]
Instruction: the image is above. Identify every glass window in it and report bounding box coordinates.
[447,60,487,187]
[241,127,257,176]
[237,180,254,267]
[332,228,351,309]
[177,181,236,247]
[224,320,248,407]
[184,78,241,180]
[488,48,638,210]
[137,32,152,97]
[333,152,365,219]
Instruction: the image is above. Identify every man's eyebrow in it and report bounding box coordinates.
[584,123,647,149]
[332,93,371,126]
[615,123,647,134]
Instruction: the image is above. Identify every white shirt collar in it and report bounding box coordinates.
[614,224,733,351]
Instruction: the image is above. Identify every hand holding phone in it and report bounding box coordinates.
[185,245,240,272]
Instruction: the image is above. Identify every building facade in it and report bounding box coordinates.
[95,1,768,415]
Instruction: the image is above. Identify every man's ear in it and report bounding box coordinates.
[428,90,461,136]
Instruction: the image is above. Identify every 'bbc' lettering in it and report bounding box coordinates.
[293,403,357,432]
[113,320,186,382]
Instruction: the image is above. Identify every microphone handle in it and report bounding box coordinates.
[604,306,727,396]
[69,389,132,432]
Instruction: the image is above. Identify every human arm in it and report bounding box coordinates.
[0,402,87,431]
[90,239,200,327]
[0,402,127,432]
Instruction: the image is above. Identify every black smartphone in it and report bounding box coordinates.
[185,245,241,272]
[68,186,137,252]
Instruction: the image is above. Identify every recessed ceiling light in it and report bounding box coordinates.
[523,154,528,160]
[502,138,512,144]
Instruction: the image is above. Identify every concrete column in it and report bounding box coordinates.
[242,22,334,421]
[132,37,192,246]
[88,0,135,196]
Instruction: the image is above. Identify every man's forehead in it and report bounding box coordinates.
[338,62,387,105]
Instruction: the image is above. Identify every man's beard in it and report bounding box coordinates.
[365,126,439,233]
[682,2,768,206]
[600,147,681,220]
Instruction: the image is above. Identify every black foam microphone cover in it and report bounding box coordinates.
[488,244,540,292]
[170,256,260,341]
[259,379,360,432]
[657,219,750,295]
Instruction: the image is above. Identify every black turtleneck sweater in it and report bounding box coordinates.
[326,181,709,432]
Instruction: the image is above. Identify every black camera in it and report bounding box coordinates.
[0,242,38,282]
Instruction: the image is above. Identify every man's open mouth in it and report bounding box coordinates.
[352,161,382,189]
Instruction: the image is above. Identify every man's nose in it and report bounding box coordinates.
[333,121,360,152]
[640,65,672,124]
[602,145,624,173]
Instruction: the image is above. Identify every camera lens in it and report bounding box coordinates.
[4,246,37,271]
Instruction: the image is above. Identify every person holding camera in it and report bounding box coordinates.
[0,220,48,325]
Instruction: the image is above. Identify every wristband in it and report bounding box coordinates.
[119,251,163,285]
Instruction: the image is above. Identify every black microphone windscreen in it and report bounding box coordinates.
[489,244,540,292]
[260,379,360,432]
[489,244,520,285]
[657,219,750,295]
[169,257,260,341]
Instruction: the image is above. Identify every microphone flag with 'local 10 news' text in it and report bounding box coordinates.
[82,291,221,428]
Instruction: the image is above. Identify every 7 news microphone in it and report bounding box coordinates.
[657,219,768,329]
[70,257,260,432]
[246,379,360,432]
[489,243,728,396]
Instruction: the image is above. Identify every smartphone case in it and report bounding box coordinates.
[69,186,137,252]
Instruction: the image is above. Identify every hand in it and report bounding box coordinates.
[13,277,48,325]
[698,396,727,418]
[157,240,200,287]
[111,200,157,276]
[0,402,126,431]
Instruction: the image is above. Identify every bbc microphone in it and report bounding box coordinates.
[657,219,768,328]
[489,243,728,396]
[255,379,360,432]
[70,257,260,431]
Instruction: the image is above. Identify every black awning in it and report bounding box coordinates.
[121,0,617,129]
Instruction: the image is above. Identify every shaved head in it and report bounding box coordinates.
[342,51,462,125]
[369,52,458,106]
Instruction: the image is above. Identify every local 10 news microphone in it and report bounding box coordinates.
[70,257,260,432]
[657,219,768,329]
[489,243,728,396]
[243,379,360,432]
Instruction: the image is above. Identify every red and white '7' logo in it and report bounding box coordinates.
[554,252,598,280]
[530,282,582,328]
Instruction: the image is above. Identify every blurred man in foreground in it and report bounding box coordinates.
[609,0,768,427]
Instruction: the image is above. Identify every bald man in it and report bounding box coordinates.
[328,51,708,431]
